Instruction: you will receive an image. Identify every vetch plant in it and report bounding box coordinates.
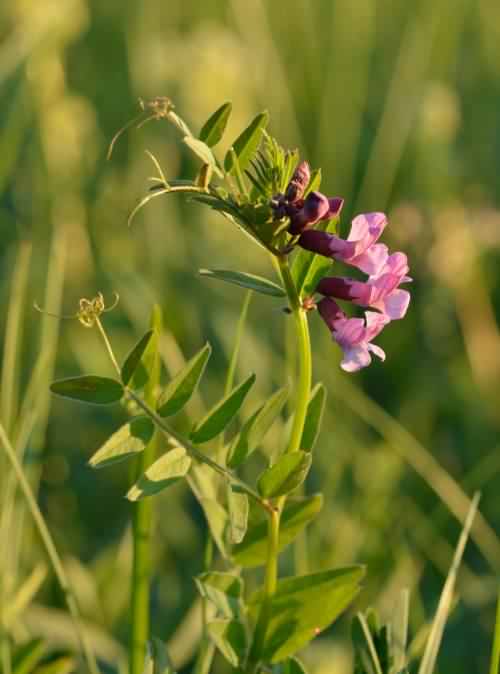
[36,99,481,674]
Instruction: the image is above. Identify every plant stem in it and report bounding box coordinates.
[96,316,156,674]
[0,423,100,674]
[249,256,312,670]
[130,438,156,674]
[278,257,312,456]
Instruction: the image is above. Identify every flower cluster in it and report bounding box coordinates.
[271,161,344,235]
[282,163,411,372]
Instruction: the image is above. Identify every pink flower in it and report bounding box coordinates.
[299,212,388,275]
[317,252,411,320]
[318,298,389,372]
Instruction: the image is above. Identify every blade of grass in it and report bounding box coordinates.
[1,241,32,434]
[417,492,480,674]
[0,422,101,674]
[490,589,500,674]
[332,374,500,570]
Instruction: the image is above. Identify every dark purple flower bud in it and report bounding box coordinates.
[298,229,350,257]
[288,191,330,235]
[316,277,361,301]
[317,297,345,332]
[285,161,311,203]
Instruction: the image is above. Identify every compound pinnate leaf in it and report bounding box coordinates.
[257,451,312,498]
[50,376,123,405]
[251,566,365,663]
[224,111,269,174]
[121,330,154,386]
[89,417,154,469]
[157,343,211,417]
[232,494,323,568]
[300,383,326,453]
[127,447,191,501]
[228,386,289,468]
[199,102,232,147]
[199,269,286,298]
[190,373,256,444]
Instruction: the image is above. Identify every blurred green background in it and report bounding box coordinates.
[1,0,500,672]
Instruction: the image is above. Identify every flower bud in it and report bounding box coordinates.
[316,277,360,301]
[285,161,311,203]
[288,191,330,235]
[317,297,345,332]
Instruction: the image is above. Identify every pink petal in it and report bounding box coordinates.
[340,344,372,372]
[348,212,387,247]
[350,243,389,275]
[334,317,366,347]
[364,311,389,340]
[375,251,409,278]
[376,289,411,320]
[368,343,386,361]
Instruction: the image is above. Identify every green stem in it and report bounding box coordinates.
[248,508,280,669]
[249,256,312,671]
[278,257,312,456]
[0,423,100,674]
[130,441,155,674]
[96,317,155,674]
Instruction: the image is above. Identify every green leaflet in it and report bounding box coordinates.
[127,447,191,501]
[250,566,365,663]
[89,416,154,468]
[300,383,326,453]
[195,571,243,620]
[228,386,289,468]
[157,343,211,417]
[199,102,232,147]
[199,269,286,298]
[128,307,161,393]
[208,619,247,667]
[50,375,123,405]
[224,111,269,174]
[121,330,154,385]
[190,373,256,444]
[257,451,312,498]
[227,486,249,544]
[232,494,323,568]
[183,136,222,176]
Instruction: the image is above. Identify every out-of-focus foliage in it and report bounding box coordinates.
[1,0,499,672]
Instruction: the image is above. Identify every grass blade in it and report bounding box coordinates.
[0,423,101,674]
[1,242,32,433]
[489,589,500,674]
[417,492,480,674]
